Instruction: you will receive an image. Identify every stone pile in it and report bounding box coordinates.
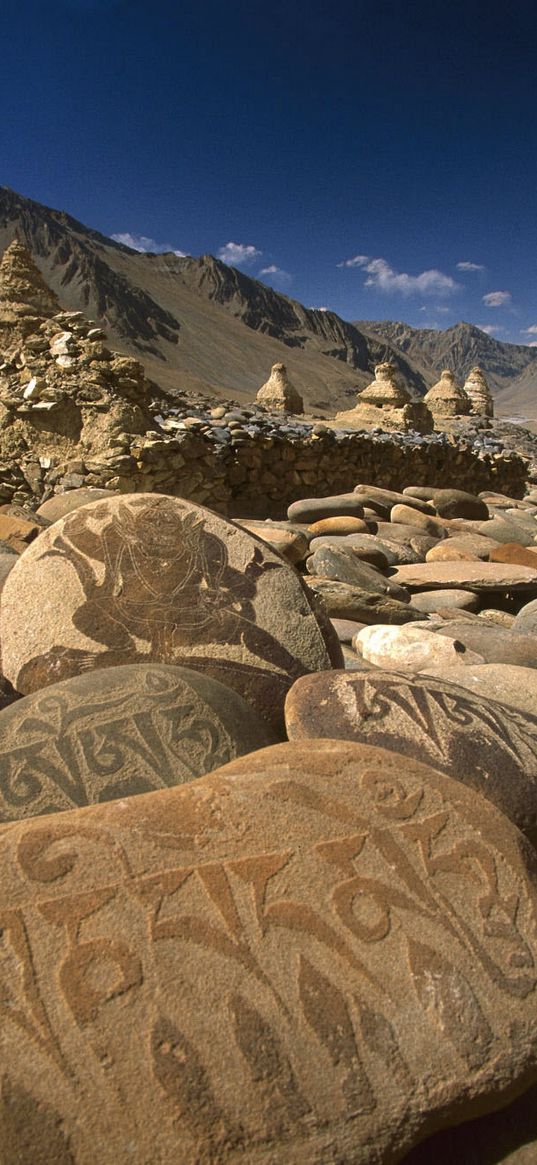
[1,243,537,1162]
[0,244,531,512]
[423,368,471,419]
[334,361,434,433]
[463,365,495,417]
[255,360,304,413]
[0,480,536,1162]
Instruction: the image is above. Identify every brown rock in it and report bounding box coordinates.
[308,516,369,536]
[285,670,537,843]
[431,620,537,668]
[426,534,500,562]
[390,503,447,539]
[307,545,410,601]
[305,577,424,623]
[330,617,367,642]
[287,493,365,524]
[0,663,275,823]
[490,543,537,569]
[415,663,537,718]
[309,535,389,569]
[1,739,536,1164]
[0,513,42,552]
[425,544,479,563]
[37,488,118,523]
[0,494,341,733]
[391,562,537,592]
[236,522,309,565]
[431,489,489,521]
[409,589,480,614]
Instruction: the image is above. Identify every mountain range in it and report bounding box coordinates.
[1,187,536,420]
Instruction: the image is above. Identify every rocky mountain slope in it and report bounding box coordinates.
[357,320,537,419]
[2,187,536,420]
[0,187,427,414]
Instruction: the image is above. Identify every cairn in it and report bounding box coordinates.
[335,362,433,434]
[256,362,304,414]
[424,369,471,421]
[463,366,494,417]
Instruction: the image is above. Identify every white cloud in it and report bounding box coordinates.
[482,290,511,307]
[528,342,537,348]
[474,324,505,335]
[522,325,537,335]
[218,242,261,266]
[313,306,329,311]
[258,265,292,284]
[337,254,369,268]
[111,232,186,256]
[341,255,458,297]
[456,261,485,272]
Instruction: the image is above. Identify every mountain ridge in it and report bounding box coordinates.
[1,187,536,418]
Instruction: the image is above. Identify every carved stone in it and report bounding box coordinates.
[0,739,536,1163]
[284,670,537,844]
[0,493,341,732]
[0,663,275,823]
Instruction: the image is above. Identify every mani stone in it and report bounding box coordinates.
[423,370,471,419]
[306,545,411,602]
[1,738,536,1165]
[284,671,537,845]
[0,663,276,824]
[255,362,304,413]
[513,598,537,635]
[0,494,341,734]
[463,366,494,417]
[334,364,434,434]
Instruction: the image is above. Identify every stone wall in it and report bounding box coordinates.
[3,427,528,518]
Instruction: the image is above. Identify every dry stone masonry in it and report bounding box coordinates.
[2,240,537,1164]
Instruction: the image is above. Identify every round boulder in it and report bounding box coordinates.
[0,663,275,822]
[284,670,537,844]
[0,494,341,733]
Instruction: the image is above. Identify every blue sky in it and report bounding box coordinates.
[1,0,536,343]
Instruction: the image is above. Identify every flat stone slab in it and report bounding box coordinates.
[307,546,410,600]
[0,663,275,823]
[305,577,424,624]
[1,738,536,1164]
[0,494,341,733]
[390,562,537,591]
[285,670,537,844]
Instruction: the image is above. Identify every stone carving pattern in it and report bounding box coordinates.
[0,667,236,821]
[0,766,535,1160]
